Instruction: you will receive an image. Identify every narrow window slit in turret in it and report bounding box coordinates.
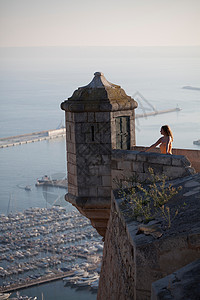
[91,126,95,141]
[69,125,72,141]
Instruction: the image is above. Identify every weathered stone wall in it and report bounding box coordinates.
[97,199,136,300]
[98,173,200,300]
[65,109,112,200]
[64,110,112,237]
[111,149,195,188]
[133,146,200,173]
[61,72,138,237]
[170,148,200,173]
[74,111,112,199]
[65,111,78,196]
[151,259,200,300]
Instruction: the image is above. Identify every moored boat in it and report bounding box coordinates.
[90,278,99,290]
[35,175,51,186]
[0,293,11,300]
[193,139,200,145]
[25,186,31,191]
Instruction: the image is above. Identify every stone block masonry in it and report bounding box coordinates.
[61,73,200,299]
[111,149,195,188]
[97,199,136,300]
[61,72,137,237]
[133,146,200,173]
[98,173,200,300]
[151,259,200,300]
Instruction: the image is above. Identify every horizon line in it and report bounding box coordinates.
[0,45,200,49]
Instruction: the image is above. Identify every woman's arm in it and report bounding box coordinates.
[145,137,162,152]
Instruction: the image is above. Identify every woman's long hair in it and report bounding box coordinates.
[162,125,173,141]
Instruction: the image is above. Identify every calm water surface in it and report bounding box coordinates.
[0,46,200,299]
[11,280,97,300]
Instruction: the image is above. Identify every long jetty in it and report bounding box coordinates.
[135,107,181,119]
[0,271,73,293]
[0,264,98,293]
[0,106,181,149]
[0,128,66,148]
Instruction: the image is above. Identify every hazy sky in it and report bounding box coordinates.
[0,0,200,47]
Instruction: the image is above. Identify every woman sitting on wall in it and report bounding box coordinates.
[145,125,173,154]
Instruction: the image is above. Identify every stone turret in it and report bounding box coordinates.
[61,72,137,237]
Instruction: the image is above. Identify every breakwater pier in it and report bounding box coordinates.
[0,128,66,148]
[1,264,98,293]
[135,107,181,119]
[0,270,74,293]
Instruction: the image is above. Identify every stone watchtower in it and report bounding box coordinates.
[61,72,137,237]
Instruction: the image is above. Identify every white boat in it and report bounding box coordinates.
[63,271,89,282]
[0,293,11,300]
[73,269,89,276]
[90,279,99,290]
[76,279,94,287]
[9,297,37,300]
[25,186,31,191]
[17,185,31,191]
[74,272,99,287]
[10,291,37,299]
[35,175,51,186]
[81,273,99,281]
[63,275,81,282]
[193,139,200,145]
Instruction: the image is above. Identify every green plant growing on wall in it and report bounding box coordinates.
[147,168,181,208]
[160,205,179,229]
[116,168,182,228]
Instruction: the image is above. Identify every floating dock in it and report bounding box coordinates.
[0,128,66,148]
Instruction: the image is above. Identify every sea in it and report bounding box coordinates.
[0,46,200,299]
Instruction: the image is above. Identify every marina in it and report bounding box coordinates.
[0,207,103,296]
[1,267,98,294]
